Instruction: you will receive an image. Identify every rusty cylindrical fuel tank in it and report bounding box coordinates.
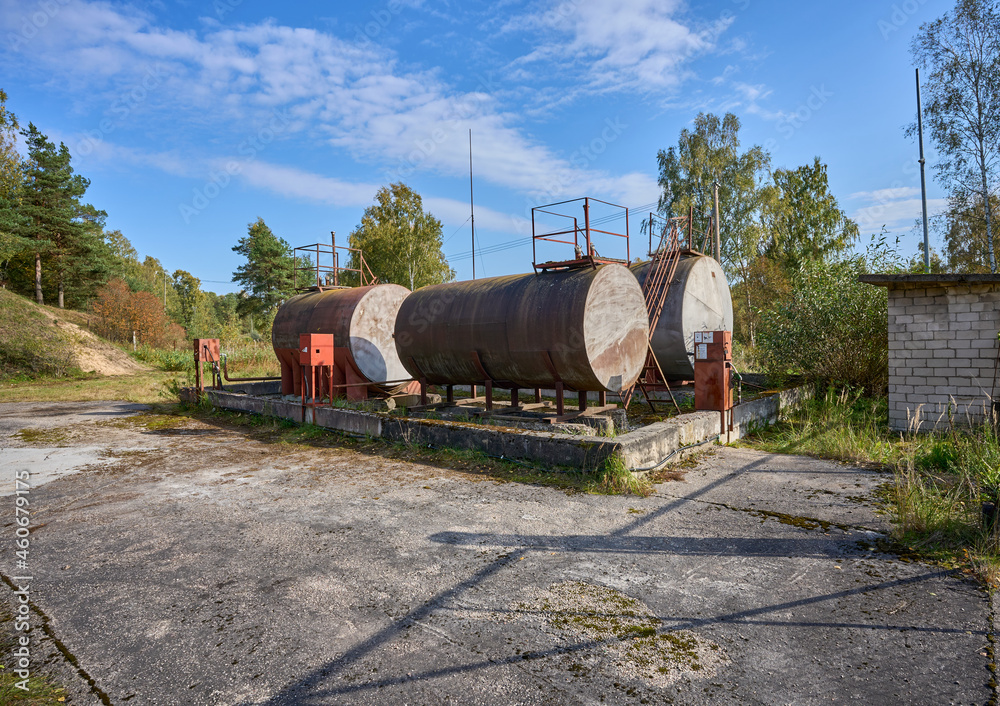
[394,264,649,392]
[631,254,734,381]
[272,284,412,396]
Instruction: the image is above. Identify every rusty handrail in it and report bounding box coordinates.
[293,238,378,290]
[531,197,630,269]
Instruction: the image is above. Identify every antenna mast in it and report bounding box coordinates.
[469,129,476,280]
[916,68,930,274]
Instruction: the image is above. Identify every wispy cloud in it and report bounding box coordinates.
[849,187,946,232]
[212,161,524,233]
[1,0,658,208]
[236,162,380,207]
[505,0,733,93]
[849,186,920,202]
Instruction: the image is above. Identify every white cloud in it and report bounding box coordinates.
[230,162,527,234]
[236,162,380,207]
[711,64,740,86]
[848,186,920,202]
[423,195,525,234]
[851,191,947,232]
[1,0,658,208]
[506,0,733,92]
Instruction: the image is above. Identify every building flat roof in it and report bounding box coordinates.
[859,273,1000,287]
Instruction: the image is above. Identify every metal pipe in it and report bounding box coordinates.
[320,378,415,390]
[916,68,931,273]
[332,231,338,286]
[713,180,721,262]
[625,205,630,263]
[649,212,653,257]
[470,129,476,280]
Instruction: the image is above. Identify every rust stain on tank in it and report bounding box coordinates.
[395,265,648,392]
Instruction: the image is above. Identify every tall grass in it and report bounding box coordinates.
[131,337,280,378]
[743,387,1000,581]
[587,454,653,497]
[746,388,898,465]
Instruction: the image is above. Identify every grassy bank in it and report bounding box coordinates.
[0,289,80,380]
[740,387,1000,583]
[0,372,185,404]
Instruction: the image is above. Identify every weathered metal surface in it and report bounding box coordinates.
[694,330,733,412]
[395,264,649,392]
[272,284,412,396]
[631,255,734,381]
[193,338,221,393]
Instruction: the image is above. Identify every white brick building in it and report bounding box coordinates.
[859,274,1000,432]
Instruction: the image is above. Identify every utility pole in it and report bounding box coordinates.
[469,129,476,280]
[916,68,931,274]
[713,180,721,262]
[331,230,338,286]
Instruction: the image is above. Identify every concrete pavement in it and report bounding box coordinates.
[0,401,991,705]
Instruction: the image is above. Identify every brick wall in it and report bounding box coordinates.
[886,283,1000,431]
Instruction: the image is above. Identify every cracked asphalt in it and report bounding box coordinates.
[0,401,993,705]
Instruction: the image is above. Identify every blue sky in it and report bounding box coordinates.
[1,0,947,293]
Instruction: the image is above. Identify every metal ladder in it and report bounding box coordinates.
[622,217,685,414]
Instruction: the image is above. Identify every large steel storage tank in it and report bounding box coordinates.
[394,264,649,392]
[631,254,734,381]
[272,284,412,397]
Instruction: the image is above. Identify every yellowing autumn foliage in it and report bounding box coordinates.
[91,278,173,347]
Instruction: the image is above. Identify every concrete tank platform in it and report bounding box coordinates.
[185,383,812,471]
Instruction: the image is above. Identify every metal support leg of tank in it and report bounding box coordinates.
[534,388,542,404]
[511,388,519,410]
[555,383,564,416]
[420,378,427,406]
[485,380,493,411]
[300,365,309,423]
[471,384,478,400]
[598,391,606,407]
[447,385,454,404]
[578,391,588,412]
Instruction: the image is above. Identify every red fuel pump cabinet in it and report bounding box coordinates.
[193,338,221,394]
[299,333,335,410]
[693,330,733,412]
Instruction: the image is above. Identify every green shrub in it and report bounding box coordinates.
[755,237,901,394]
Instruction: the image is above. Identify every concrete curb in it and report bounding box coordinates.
[185,384,812,472]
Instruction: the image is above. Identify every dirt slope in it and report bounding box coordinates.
[46,311,148,376]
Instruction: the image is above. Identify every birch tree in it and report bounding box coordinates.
[911,0,1000,271]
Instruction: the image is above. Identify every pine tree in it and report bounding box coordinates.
[0,89,28,287]
[16,124,96,306]
[231,218,295,318]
